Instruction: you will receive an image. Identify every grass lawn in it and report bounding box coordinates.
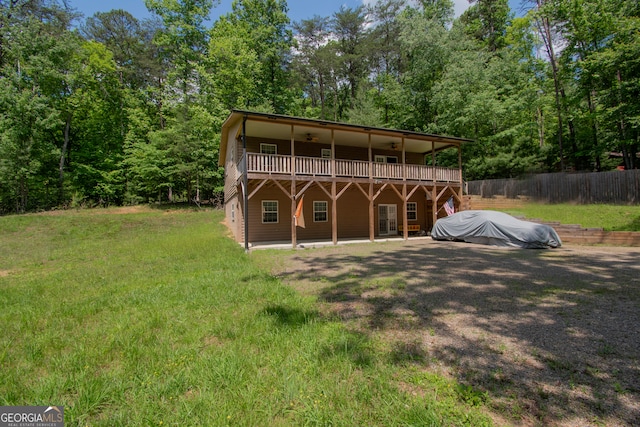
[501,203,640,231]
[0,207,492,426]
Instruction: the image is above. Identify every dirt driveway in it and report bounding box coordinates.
[263,239,640,426]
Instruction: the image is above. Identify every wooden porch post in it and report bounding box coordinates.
[458,143,463,211]
[458,143,463,184]
[332,181,338,245]
[242,116,249,253]
[432,186,438,228]
[367,133,372,178]
[291,125,297,249]
[431,141,437,228]
[368,133,375,241]
[291,182,297,249]
[369,183,375,241]
[331,130,338,244]
[331,129,336,178]
[402,137,408,241]
[402,184,408,241]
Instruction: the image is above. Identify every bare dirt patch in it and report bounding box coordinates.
[265,239,640,426]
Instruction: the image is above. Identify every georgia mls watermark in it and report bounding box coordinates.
[0,406,63,427]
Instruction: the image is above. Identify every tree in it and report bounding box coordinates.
[138,0,223,203]
[0,72,58,212]
[332,5,370,115]
[369,0,406,79]
[584,0,639,169]
[291,16,334,118]
[221,0,294,113]
[208,14,262,110]
[67,41,128,205]
[81,10,164,92]
[460,0,510,52]
[0,1,87,209]
[530,0,580,171]
[388,3,452,129]
[145,0,214,106]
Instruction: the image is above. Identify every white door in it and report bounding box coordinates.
[378,204,397,236]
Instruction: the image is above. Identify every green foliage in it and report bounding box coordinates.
[207,18,261,110]
[460,0,511,51]
[0,79,59,212]
[221,0,294,114]
[1,0,638,214]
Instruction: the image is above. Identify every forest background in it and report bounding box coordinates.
[0,0,638,214]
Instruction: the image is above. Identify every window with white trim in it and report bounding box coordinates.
[231,203,235,222]
[375,155,398,163]
[313,201,328,222]
[407,202,417,221]
[321,148,331,159]
[260,143,277,155]
[262,200,278,223]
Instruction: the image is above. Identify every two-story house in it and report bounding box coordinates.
[220,110,470,250]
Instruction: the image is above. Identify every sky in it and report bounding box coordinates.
[69,0,483,24]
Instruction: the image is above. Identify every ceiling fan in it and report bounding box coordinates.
[305,133,319,143]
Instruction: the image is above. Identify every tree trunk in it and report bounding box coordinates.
[586,89,600,171]
[537,105,545,148]
[58,112,72,204]
[19,174,27,213]
[536,12,565,171]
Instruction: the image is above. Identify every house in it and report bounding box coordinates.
[219,110,471,250]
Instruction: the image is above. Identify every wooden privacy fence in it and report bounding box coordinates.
[467,170,640,204]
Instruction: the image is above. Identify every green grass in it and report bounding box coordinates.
[501,203,640,231]
[0,207,492,426]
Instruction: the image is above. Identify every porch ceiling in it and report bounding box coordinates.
[221,109,472,157]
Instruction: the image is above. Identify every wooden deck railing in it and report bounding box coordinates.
[240,153,461,183]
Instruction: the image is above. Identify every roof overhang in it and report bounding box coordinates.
[219,109,472,166]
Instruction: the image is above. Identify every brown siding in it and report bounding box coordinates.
[295,143,332,158]
[405,152,426,165]
[244,136,429,166]
[246,137,291,155]
[294,188,333,241]
[335,145,369,161]
[337,188,371,238]
[224,194,243,243]
[247,186,291,243]
[232,180,446,244]
[244,185,441,243]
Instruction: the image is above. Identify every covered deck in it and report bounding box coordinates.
[220,110,472,250]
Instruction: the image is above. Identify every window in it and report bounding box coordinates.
[321,148,331,159]
[260,143,277,155]
[375,155,398,163]
[313,201,328,222]
[262,200,278,223]
[407,202,417,221]
[231,203,235,222]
